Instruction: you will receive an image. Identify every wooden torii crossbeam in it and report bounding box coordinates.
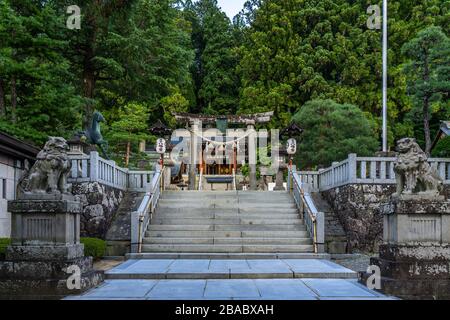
[173,111,274,124]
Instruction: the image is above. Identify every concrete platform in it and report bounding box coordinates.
[65,278,394,300]
[104,259,357,280]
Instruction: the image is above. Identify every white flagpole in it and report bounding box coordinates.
[382,0,388,152]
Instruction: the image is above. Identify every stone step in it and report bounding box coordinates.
[214,224,307,231]
[162,191,292,197]
[148,224,307,232]
[126,253,331,260]
[146,230,242,238]
[159,196,294,203]
[155,213,301,219]
[143,237,312,245]
[157,203,296,209]
[151,218,304,225]
[141,244,314,253]
[156,208,299,214]
[145,230,310,238]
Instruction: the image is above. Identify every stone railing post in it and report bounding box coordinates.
[331,161,338,187]
[316,211,325,253]
[348,153,357,183]
[89,151,99,181]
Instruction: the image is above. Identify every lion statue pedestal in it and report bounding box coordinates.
[361,138,450,300]
[0,137,104,299]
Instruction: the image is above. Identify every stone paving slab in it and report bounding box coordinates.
[66,279,394,300]
[105,259,357,280]
[301,279,386,298]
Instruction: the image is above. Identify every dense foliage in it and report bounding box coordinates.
[292,99,379,169]
[237,0,449,145]
[432,136,450,157]
[0,238,11,259]
[402,26,450,154]
[0,0,448,165]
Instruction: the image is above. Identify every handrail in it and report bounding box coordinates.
[199,167,203,191]
[131,165,164,253]
[232,168,238,195]
[288,166,324,254]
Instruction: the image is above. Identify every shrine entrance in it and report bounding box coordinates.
[172,112,274,190]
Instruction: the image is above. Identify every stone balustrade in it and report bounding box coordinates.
[299,154,450,192]
[68,151,154,192]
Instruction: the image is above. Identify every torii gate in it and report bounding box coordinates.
[173,112,274,190]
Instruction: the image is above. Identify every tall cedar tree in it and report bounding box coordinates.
[238,0,449,140]
[54,0,135,128]
[0,0,83,145]
[402,26,450,155]
[184,0,240,115]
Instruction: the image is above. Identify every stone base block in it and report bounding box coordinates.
[0,257,94,279]
[371,256,449,280]
[379,244,450,262]
[0,257,104,299]
[360,272,450,300]
[362,243,450,299]
[6,244,84,261]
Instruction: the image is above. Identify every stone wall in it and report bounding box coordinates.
[321,184,450,253]
[72,182,124,239]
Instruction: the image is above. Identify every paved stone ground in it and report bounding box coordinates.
[65,278,394,300]
[66,259,395,300]
[104,259,357,279]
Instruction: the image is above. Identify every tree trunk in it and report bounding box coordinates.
[423,54,431,156]
[423,96,431,156]
[11,76,17,123]
[82,62,96,129]
[125,141,131,167]
[81,15,98,129]
[0,78,5,117]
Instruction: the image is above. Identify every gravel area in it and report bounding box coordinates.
[94,258,124,271]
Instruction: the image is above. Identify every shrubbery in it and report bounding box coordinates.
[292,99,379,169]
[80,238,106,260]
[0,238,11,259]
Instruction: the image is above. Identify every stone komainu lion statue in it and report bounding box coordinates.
[19,137,72,195]
[393,137,443,197]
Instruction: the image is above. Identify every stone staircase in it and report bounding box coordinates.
[141,191,314,254]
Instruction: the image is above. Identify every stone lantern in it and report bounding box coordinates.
[150,120,173,187]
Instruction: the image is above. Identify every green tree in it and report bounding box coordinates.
[160,87,190,127]
[292,99,379,169]
[238,0,449,138]
[54,0,136,128]
[108,103,150,167]
[0,0,83,145]
[184,0,240,115]
[402,26,450,155]
[432,136,450,158]
[102,0,194,109]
